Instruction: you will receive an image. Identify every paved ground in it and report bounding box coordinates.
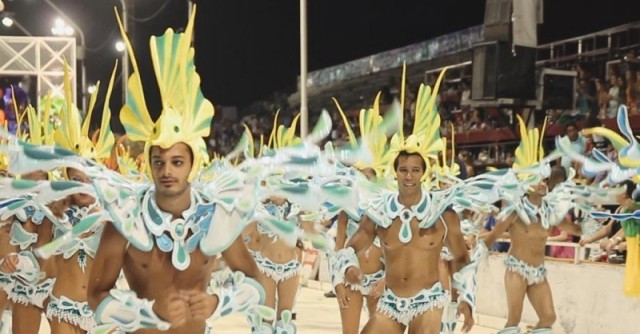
[33,282,507,333]
[212,282,505,333]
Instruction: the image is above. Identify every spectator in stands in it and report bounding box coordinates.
[559,122,587,174]
[583,115,606,154]
[479,213,509,253]
[469,109,488,131]
[595,78,609,119]
[625,69,637,114]
[576,79,596,119]
[458,150,474,178]
[579,180,636,264]
[444,147,467,179]
[460,80,471,112]
[548,219,577,259]
[606,73,621,118]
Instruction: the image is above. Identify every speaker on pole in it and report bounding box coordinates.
[471,41,536,100]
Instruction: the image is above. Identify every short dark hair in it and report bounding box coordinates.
[550,166,567,181]
[547,166,567,191]
[564,122,578,132]
[620,180,636,199]
[393,150,426,171]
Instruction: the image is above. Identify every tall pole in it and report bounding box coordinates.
[43,0,87,114]
[119,0,128,105]
[299,0,308,139]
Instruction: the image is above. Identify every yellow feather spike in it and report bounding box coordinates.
[538,117,548,162]
[11,88,28,138]
[258,134,264,158]
[114,7,154,142]
[268,110,281,149]
[242,124,255,158]
[94,61,118,160]
[53,60,82,153]
[332,97,358,146]
[276,113,301,149]
[82,81,101,138]
[513,115,546,174]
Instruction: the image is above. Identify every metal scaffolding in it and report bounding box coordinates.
[0,35,76,107]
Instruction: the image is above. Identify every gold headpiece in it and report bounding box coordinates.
[433,124,461,181]
[386,64,447,180]
[267,111,301,150]
[116,5,214,182]
[512,115,547,181]
[1,89,60,179]
[53,60,116,162]
[334,92,391,176]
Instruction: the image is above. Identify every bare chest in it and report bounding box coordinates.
[123,246,215,291]
[510,221,549,242]
[378,218,445,251]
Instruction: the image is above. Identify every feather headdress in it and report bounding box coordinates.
[116,4,214,182]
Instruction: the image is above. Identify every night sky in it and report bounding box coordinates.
[2,0,639,122]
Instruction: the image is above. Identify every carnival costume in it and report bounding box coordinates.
[0,102,57,310]
[558,105,640,297]
[0,5,287,332]
[330,67,487,328]
[329,94,388,299]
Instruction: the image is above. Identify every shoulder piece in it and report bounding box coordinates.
[91,176,153,251]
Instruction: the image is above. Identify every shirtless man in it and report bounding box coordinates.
[332,167,385,334]
[88,143,267,333]
[87,6,271,332]
[334,151,475,334]
[0,169,56,334]
[483,166,582,334]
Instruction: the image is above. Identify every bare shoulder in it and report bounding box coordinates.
[359,215,377,233]
[501,211,519,226]
[441,209,461,226]
[100,221,129,251]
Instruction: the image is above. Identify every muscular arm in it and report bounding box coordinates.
[87,222,128,311]
[242,222,260,245]
[581,220,612,243]
[334,212,348,251]
[345,215,376,253]
[443,210,471,275]
[481,212,515,248]
[35,218,56,277]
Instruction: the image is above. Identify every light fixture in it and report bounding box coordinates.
[115,40,125,52]
[51,17,74,36]
[1,16,12,27]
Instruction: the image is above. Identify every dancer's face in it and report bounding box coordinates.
[150,143,192,199]
[530,179,548,197]
[395,155,425,196]
[67,167,96,207]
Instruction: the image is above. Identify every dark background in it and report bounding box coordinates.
[2,0,639,127]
